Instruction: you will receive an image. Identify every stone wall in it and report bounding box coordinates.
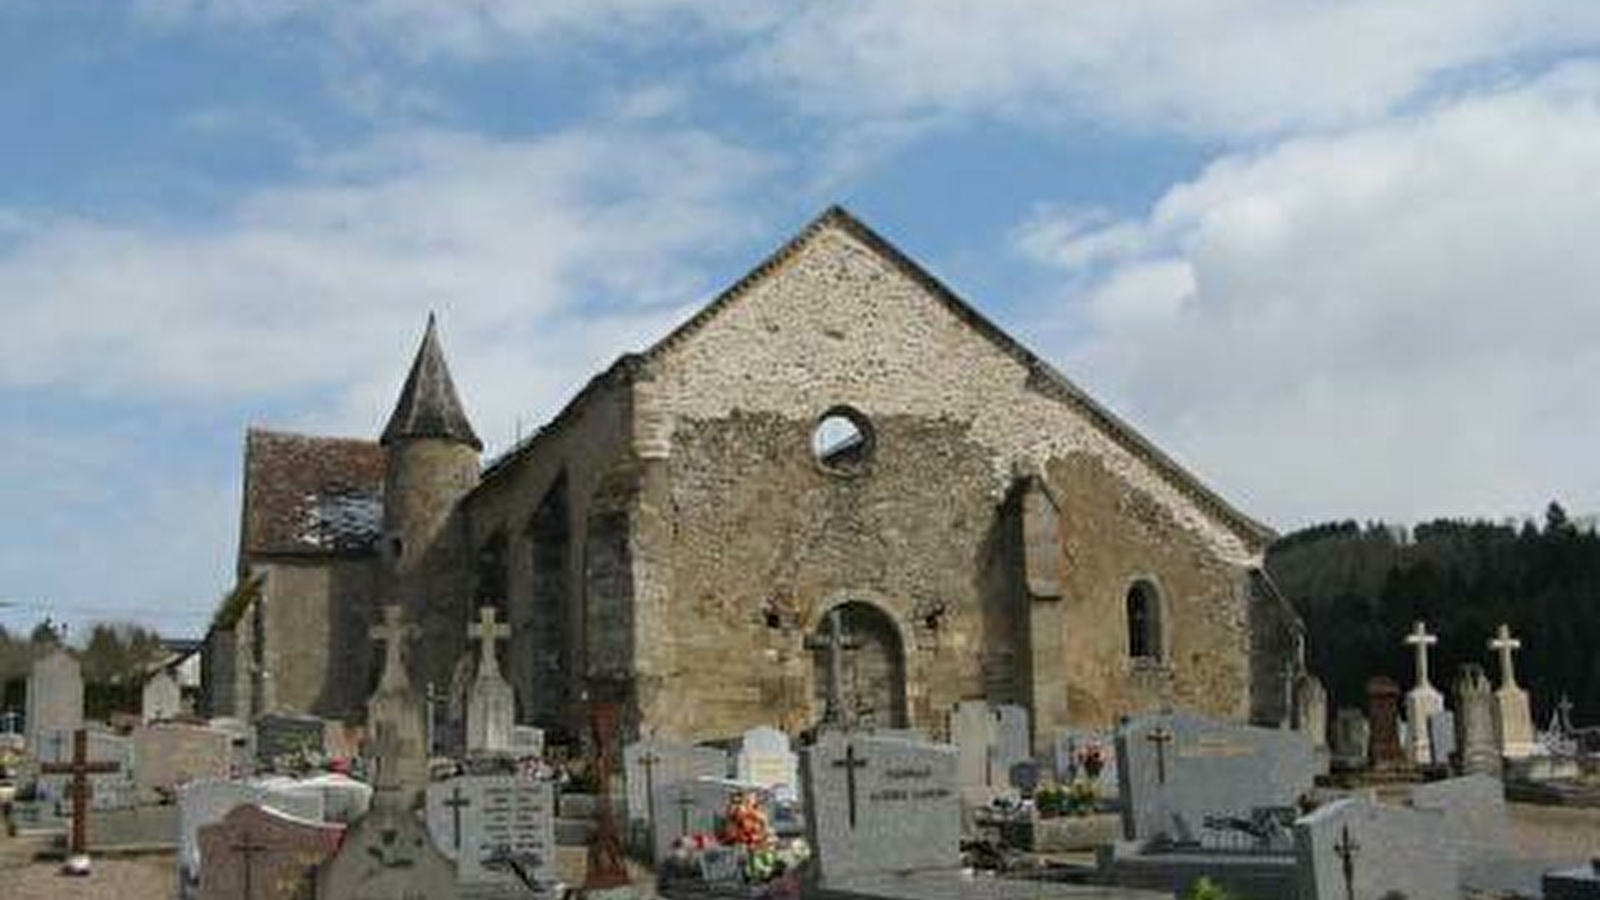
[254,557,381,719]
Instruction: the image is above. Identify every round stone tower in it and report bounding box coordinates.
[379,314,482,694]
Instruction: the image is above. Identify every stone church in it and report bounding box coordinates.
[202,206,1303,749]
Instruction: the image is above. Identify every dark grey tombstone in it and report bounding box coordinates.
[1116,712,1317,844]
[800,730,960,884]
[1426,710,1457,768]
[1008,761,1040,796]
[1329,708,1370,770]
[1293,797,1458,900]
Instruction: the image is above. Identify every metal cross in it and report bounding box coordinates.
[40,728,121,857]
[674,790,697,837]
[1146,726,1174,786]
[231,827,270,900]
[805,608,862,728]
[830,742,869,829]
[444,783,473,850]
[1334,824,1361,900]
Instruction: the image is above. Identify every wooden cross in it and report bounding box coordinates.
[443,783,473,850]
[230,827,270,900]
[830,742,869,829]
[1146,726,1174,786]
[39,728,121,857]
[637,749,662,826]
[805,608,862,728]
[467,605,511,680]
[1404,621,1439,689]
[1334,824,1361,900]
[1489,624,1523,690]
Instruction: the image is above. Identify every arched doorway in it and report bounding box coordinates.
[808,601,908,730]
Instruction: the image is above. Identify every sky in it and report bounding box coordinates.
[3,1,1600,641]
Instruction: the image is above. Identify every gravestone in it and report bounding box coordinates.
[1052,729,1119,799]
[465,606,516,754]
[1365,677,1406,770]
[1330,709,1369,771]
[650,776,768,863]
[1294,796,1458,900]
[1410,774,1512,861]
[949,700,995,790]
[26,647,83,756]
[1293,672,1329,754]
[365,605,428,803]
[315,800,456,900]
[622,738,726,832]
[800,730,960,883]
[510,725,544,758]
[177,777,326,882]
[133,722,233,801]
[1403,621,1445,766]
[735,726,798,798]
[255,713,327,766]
[37,726,137,811]
[1490,624,1539,759]
[1426,710,1458,769]
[198,802,342,900]
[141,669,182,723]
[426,773,555,894]
[991,704,1031,784]
[1454,665,1501,776]
[1116,712,1317,843]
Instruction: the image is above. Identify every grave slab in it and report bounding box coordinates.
[1293,797,1457,900]
[425,774,556,893]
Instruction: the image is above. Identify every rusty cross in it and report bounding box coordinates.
[40,728,121,857]
[830,742,869,829]
[1334,824,1361,900]
[231,826,270,900]
[1146,726,1175,786]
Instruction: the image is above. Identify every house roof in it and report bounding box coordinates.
[480,205,1275,550]
[381,313,482,450]
[240,428,386,559]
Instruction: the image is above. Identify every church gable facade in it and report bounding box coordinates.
[458,208,1298,745]
[205,206,1300,750]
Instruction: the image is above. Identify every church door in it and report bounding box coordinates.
[810,601,908,729]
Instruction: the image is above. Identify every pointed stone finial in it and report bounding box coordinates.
[381,313,482,450]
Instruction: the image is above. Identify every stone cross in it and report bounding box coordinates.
[230,826,270,900]
[1489,624,1522,689]
[1405,621,1439,689]
[805,608,861,728]
[468,606,511,681]
[830,742,869,829]
[40,728,121,857]
[443,783,472,850]
[1146,726,1175,785]
[1334,824,1361,900]
[370,604,418,692]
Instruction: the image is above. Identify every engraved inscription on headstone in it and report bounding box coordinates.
[425,774,555,890]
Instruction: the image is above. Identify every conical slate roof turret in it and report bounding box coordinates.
[381,314,482,451]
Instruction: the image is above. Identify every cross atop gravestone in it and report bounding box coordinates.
[1489,623,1522,689]
[468,605,510,681]
[40,727,122,861]
[1405,621,1439,689]
[804,608,861,729]
[371,604,418,692]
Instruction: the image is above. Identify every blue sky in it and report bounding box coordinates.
[4,1,1600,640]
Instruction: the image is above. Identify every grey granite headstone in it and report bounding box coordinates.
[1426,710,1457,768]
[1117,712,1317,843]
[801,730,960,883]
[1294,797,1458,900]
[426,774,555,893]
[991,704,1031,784]
[949,700,994,789]
[736,725,798,798]
[623,737,726,828]
[26,648,82,756]
[1409,774,1511,861]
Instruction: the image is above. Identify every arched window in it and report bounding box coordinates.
[1126,580,1162,661]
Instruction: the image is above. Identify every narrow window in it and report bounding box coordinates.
[1127,580,1162,661]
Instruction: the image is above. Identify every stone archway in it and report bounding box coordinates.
[810,600,908,730]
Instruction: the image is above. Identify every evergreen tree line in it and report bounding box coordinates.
[0,619,167,722]
[1266,502,1600,726]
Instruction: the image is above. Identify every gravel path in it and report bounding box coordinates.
[1,851,177,900]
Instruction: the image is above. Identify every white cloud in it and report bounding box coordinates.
[1021,65,1600,528]
[0,124,772,433]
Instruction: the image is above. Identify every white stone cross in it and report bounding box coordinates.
[1404,621,1439,689]
[1489,624,1522,690]
[468,606,511,680]
[370,604,418,692]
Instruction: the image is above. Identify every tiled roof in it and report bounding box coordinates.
[241,429,386,558]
